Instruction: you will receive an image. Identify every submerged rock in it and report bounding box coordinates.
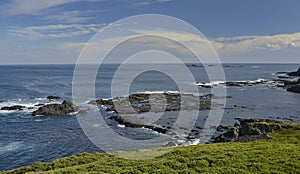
[32,100,79,116]
[0,105,25,111]
[46,95,60,100]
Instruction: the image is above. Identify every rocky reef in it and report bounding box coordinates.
[0,105,25,111]
[213,118,289,143]
[88,92,223,114]
[32,100,79,116]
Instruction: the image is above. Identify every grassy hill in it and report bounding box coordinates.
[3,121,300,174]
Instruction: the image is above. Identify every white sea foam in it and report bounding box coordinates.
[0,141,23,154]
[0,97,62,114]
[117,124,125,128]
[196,78,283,88]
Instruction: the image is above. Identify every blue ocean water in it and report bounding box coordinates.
[0,64,299,171]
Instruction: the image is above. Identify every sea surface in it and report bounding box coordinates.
[0,64,299,171]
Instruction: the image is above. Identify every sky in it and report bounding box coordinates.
[0,0,300,64]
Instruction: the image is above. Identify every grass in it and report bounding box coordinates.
[2,122,300,174]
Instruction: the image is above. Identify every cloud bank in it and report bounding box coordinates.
[4,24,300,63]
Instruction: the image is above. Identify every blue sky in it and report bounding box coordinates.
[0,0,300,64]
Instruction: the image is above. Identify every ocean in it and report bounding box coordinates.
[0,64,299,171]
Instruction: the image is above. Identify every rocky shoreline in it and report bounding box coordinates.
[108,115,292,144]
[0,67,298,146]
[213,118,289,143]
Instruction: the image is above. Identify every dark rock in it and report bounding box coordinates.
[277,74,289,79]
[46,95,60,100]
[187,64,203,67]
[214,126,239,142]
[287,67,300,76]
[287,85,300,93]
[213,118,282,143]
[34,104,44,107]
[1,105,25,111]
[238,118,282,136]
[109,116,168,134]
[185,136,196,140]
[32,100,79,116]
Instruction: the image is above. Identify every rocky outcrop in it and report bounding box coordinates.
[46,95,60,100]
[287,67,300,76]
[110,115,168,134]
[281,78,300,94]
[32,100,79,116]
[1,105,25,111]
[88,92,222,114]
[213,118,283,142]
[287,85,300,93]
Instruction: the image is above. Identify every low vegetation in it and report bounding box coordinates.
[3,121,300,174]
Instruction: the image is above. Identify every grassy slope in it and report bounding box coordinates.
[3,122,300,174]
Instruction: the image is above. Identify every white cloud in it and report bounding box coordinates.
[9,24,106,40]
[56,30,300,63]
[0,0,75,17]
[212,32,300,54]
[4,25,300,64]
[0,0,102,17]
[128,0,173,7]
[43,10,94,23]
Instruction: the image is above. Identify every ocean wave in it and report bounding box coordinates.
[0,97,62,114]
[117,124,126,128]
[195,78,283,88]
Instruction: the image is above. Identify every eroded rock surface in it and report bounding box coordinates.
[88,92,223,114]
[213,118,284,142]
[32,100,79,116]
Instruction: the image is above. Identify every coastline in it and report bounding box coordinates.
[1,64,299,172]
[2,119,299,173]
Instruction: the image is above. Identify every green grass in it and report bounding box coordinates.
[3,122,300,174]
